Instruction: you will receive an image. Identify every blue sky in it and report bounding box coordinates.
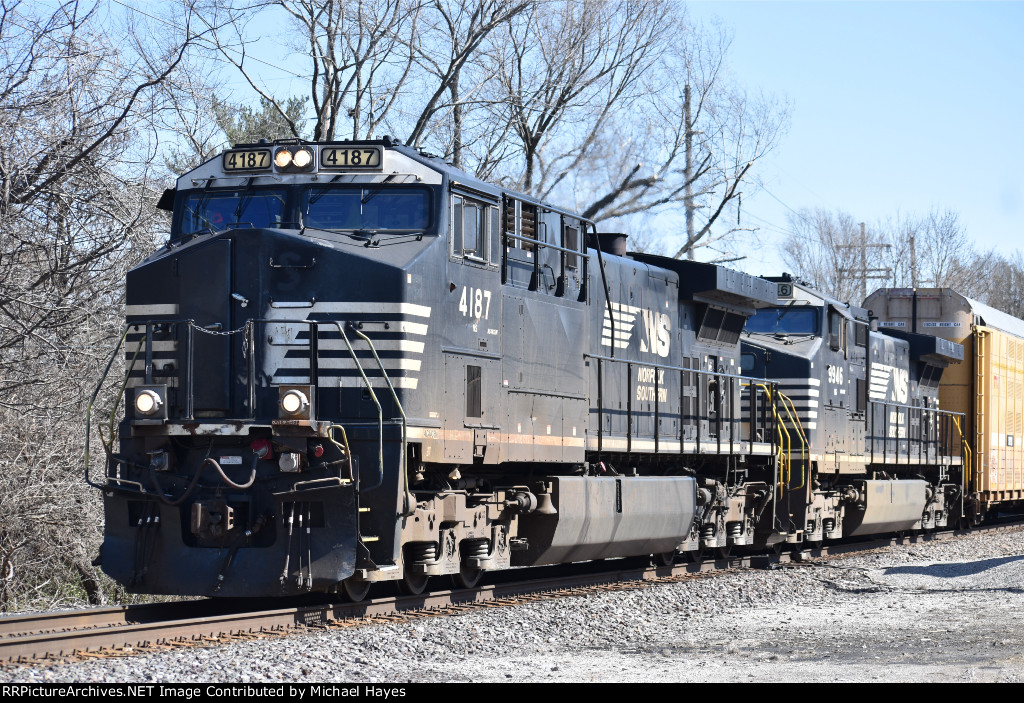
[688,1,1024,276]
[102,0,1023,276]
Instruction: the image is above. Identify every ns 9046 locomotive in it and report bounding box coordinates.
[88,138,969,599]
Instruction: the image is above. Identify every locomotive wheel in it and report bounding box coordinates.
[451,564,483,590]
[653,551,677,567]
[342,578,372,602]
[683,548,705,563]
[398,572,430,596]
[715,545,732,560]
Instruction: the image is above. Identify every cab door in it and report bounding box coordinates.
[444,191,504,463]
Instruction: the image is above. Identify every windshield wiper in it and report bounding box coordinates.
[361,174,397,205]
[233,177,256,221]
[774,300,799,326]
[187,181,219,233]
[308,175,344,206]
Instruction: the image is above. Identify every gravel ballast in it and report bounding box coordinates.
[5,528,1024,683]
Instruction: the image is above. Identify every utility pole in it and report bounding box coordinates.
[684,83,694,260]
[909,233,918,288]
[837,222,892,302]
[859,222,867,299]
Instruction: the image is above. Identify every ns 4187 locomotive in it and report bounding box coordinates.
[88,138,968,599]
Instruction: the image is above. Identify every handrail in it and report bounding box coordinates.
[503,230,592,258]
[586,353,769,385]
[590,224,615,358]
[585,353,775,454]
[327,424,355,483]
[334,322,385,493]
[755,383,789,493]
[952,414,972,485]
[774,398,792,489]
[974,328,986,488]
[867,399,966,464]
[87,316,408,498]
[100,338,146,455]
[776,391,807,490]
[351,326,415,516]
[501,214,591,301]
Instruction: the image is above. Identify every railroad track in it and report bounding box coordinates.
[2,524,1016,667]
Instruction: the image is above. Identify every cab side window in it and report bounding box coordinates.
[829,311,846,353]
[452,194,498,265]
[563,220,579,269]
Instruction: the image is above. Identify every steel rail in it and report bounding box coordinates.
[3,520,1020,665]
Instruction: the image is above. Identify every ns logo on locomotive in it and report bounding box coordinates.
[87,138,975,599]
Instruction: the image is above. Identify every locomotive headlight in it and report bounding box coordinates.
[281,390,307,414]
[274,149,293,168]
[278,385,313,420]
[273,146,314,172]
[292,148,312,168]
[133,385,167,421]
[136,390,161,414]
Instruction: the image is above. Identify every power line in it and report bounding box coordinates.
[760,185,817,229]
[741,210,790,238]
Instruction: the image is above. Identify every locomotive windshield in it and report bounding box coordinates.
[180,188,287,234]
[175,184,433,238]
[302,186,430,231]
[745,305,819,336]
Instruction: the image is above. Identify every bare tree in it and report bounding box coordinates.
[779,209,890,304]
[779,206,1024,319]
[203,0,422,141]
[165,94,309,176]
[159,68,232,176]
[477,5,788,259]
[206,0,532,149]
[404,0,533,166]
[481,0,671,193]
[576,18,789,261]
[950,250,1024,317]
[0,0,207,610]
[984,252,1024,318]
[880,208,977,291]
[202,1,787,259]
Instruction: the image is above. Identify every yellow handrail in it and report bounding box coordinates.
[756,383,790,491]
[974,328,986,485]
[952,414,972,486]
[776,391,808,490]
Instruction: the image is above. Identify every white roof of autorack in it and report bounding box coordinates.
[963,296,1024,338]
